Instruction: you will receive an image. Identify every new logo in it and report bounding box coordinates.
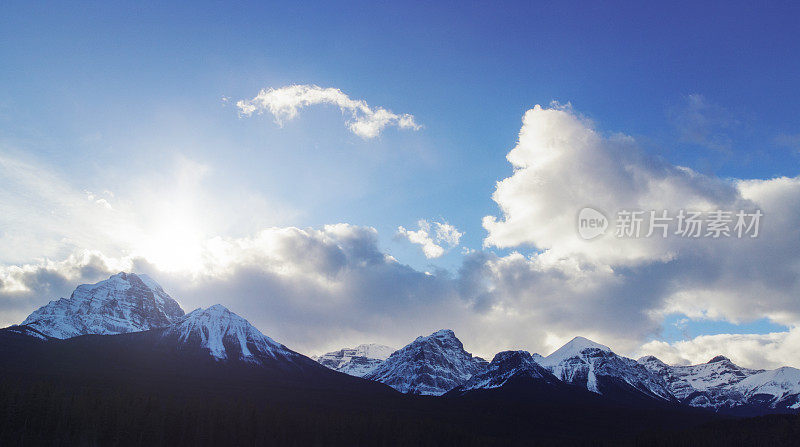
[577,207,608,240]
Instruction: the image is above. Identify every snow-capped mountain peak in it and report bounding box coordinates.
[364,329,487,395]
[160,304,297,364]
[539,337,673,400]
[539,336,611,367]
[315,343,396,377]
[21,272,185,339]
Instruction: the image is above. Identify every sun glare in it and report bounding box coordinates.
[135,218,205,273]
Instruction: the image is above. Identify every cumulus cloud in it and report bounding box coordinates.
[479,102,800,355]
[397,219,463,258]
[237,84,421,139]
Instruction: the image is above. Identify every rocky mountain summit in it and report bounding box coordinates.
[364,329,487,395]
[22,272,184,339]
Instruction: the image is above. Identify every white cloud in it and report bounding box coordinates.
[639,329,800,369]
[482,102,742,265]
[479,103,800,355]
[397,219,463,258]
[85,190,114,210]
[237,84,421,139]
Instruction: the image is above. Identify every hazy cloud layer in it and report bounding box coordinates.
[237,85,421,139]
[669,93,738,152]
[775,133,800,152]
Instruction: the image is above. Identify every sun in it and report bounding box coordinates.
[135,217,205,273]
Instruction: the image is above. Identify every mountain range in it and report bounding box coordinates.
[640,354,800,415]
[11,272,800,414]
[3,272,800,444]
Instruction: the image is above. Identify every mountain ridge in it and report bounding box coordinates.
[9,273,800,417]
[314,343,395,377]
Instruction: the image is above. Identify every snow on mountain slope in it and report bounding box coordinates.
[315,343,396,377]
[455,350,562,392]
[638,355,800,413]
[159,304,306,366]
[639,355,763,408]
[539,337,674,401]
[729,367,800,410]
[22,272,185,339]
[364,329,487,395]
[539,337,611,368]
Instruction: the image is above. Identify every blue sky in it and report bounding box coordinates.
[1,1,800,362]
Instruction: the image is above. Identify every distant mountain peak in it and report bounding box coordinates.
[564,336,611,351]
[365,329,487,395]
[161,304,294,364]
[491,350,532,364]
[414,329,458,344]
[638,355,667,367]
[707,355,731,364]
[540,337,674,401]
[540,336,611,367]
[315,343,396,377]
[21,272,184,339]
